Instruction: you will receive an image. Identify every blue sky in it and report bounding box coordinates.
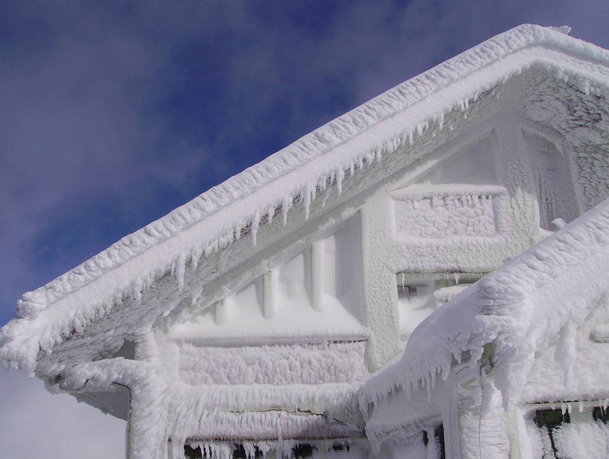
[1,1,609,457]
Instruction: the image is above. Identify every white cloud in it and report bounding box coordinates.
[0,368,125,458]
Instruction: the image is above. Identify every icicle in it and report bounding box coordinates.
[336,169,344,195]
[267,207,275,224]
[321,185,332,207]
[408,131,414,145]
[73,316,83,334]
[191,248,201,271]
[131,279,143,305]
[579,400,584,412]
[376,149,382,162]
[304,185,312,220]
[282,195,292,226]
[243,443,257,459]
[349,161,355,177]
[416,123,424,137]
[257,442,271,458]
[175,253,187,292]
[251,210,261,246]
[454,273,460,285]
[425,373,432,400]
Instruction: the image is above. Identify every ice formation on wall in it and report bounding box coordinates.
[393,187,501,239]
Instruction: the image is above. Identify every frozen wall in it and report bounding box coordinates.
[166,216,365,344]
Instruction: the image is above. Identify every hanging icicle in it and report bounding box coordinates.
[304,184,312,220]
[251,210,261,246]
[282,195,292,226]
[336,169,345,195]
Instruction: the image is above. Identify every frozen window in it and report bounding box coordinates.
[434,425,446,459]
[534,408,570,457]
[397,272,486,337]
[593,407,609,424]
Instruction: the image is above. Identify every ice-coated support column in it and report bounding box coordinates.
[126,332,170,459]
[361,194,401,371]
[458,371,510,459]
[263,271,275,319]
[310,241,323,311]
[214,299,227,324]
[127,380,169,459]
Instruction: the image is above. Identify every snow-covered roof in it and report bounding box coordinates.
[360,196,609,412]
[3,24,609,374]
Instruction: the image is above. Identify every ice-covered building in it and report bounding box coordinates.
[3,24,609,459]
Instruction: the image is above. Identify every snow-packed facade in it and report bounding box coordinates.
[3,24,609,458]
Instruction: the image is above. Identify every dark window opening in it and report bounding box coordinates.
[185,442,316,459]
[232,444,264,459]
[593,406,609,423]
[535,408,571,428]
[434,425,446,459]
[293,443,316,458]
[534,409,570,457]
[396,273,486,303]
[113,339,136,360]
[398,285,419,299]
[184,444,202,459]
[331,443,350,452]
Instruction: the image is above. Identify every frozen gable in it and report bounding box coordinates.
[3,24,609,459]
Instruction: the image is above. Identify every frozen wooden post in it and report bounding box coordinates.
[311,241,323,311]
[263,270,275,318]
[214,299,227,325]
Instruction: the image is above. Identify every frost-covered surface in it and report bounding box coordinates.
[177,342,367,385]
[361,196,609,416]
[392,185,505,238]
[5,24,609,374]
